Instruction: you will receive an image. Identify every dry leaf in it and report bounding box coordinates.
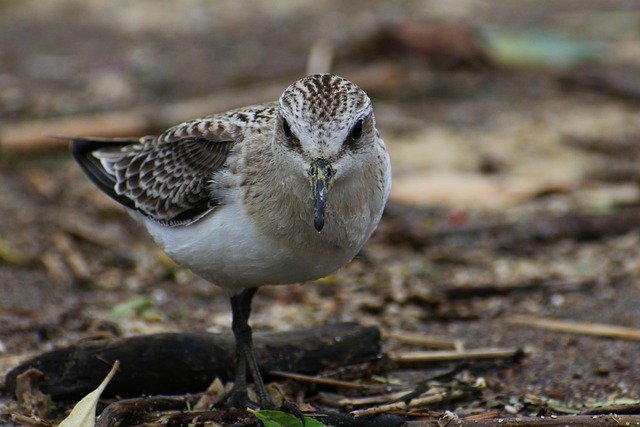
[58,360,119,427]
[193,377,229,410]
[15,368,49,418]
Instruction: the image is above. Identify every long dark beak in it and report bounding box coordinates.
[308,158,335,232]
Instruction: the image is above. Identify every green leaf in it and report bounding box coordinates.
[0,238,29,265]
[248,409,328,427]
[302,417,327,427]
[109,296,152,317]
[481,29,602,69]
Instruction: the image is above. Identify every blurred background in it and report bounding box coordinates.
[2,0,640,421]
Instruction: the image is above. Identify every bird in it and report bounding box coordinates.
[70,73,392,409]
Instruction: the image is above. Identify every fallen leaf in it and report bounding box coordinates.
[193,377,229,410]
[58,360,119,427]
[15,368,49,418]
[481,29,603,69]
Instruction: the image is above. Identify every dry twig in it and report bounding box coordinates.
[336,391,412,407]
[509,316,640,341]
[392,348,522,364]
[351,389,465,417]
[383,331,462,350]
[270,370,378,391]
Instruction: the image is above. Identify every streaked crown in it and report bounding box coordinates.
[278,74,372,152]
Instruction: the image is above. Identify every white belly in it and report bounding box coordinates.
[138,201,359,293]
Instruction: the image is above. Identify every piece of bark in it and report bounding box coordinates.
[581,402,640,415]
[404,414,640,427]
[382,205,640,251]
[5,322,381,400]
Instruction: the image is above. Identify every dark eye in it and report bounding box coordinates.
[281,118,301,150]
[349,120,363,140]
[282,119,292,138]
[344,119,365,151]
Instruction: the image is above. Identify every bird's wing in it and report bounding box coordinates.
[70,109,268,226]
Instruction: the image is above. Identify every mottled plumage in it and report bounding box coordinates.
[71,74,391,408]
[72,104,277,225]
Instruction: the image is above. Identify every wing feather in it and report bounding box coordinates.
[70,103,278,226]
[71,124,236,226]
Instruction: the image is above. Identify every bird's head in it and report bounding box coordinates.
[276,74,378,232]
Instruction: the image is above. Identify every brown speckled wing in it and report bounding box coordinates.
[71,119,237,226]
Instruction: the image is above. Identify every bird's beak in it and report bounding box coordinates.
[308,158,335,232]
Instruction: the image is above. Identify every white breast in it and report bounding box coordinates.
[137,192,359,293]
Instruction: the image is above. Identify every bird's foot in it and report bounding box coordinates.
[221,384,276,410]
[221,384,306,425]
[226,388,250,409]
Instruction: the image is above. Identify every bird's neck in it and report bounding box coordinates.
[242,142,369,251]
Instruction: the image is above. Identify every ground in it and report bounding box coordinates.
[1,1,640,426]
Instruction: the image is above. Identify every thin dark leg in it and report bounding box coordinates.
[228,287,274,409]
[228,346,248,407]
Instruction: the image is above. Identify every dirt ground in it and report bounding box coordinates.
[2,1,640,426]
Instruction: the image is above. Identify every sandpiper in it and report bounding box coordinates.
[71,73,392,408]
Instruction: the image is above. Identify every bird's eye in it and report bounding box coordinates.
[349,120,363,140]
[281,118,302,150]
[282,119,292,138]
[344,119,365,151]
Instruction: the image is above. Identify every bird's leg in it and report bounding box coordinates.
[228,343,248,408]
[229,287,275,409]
